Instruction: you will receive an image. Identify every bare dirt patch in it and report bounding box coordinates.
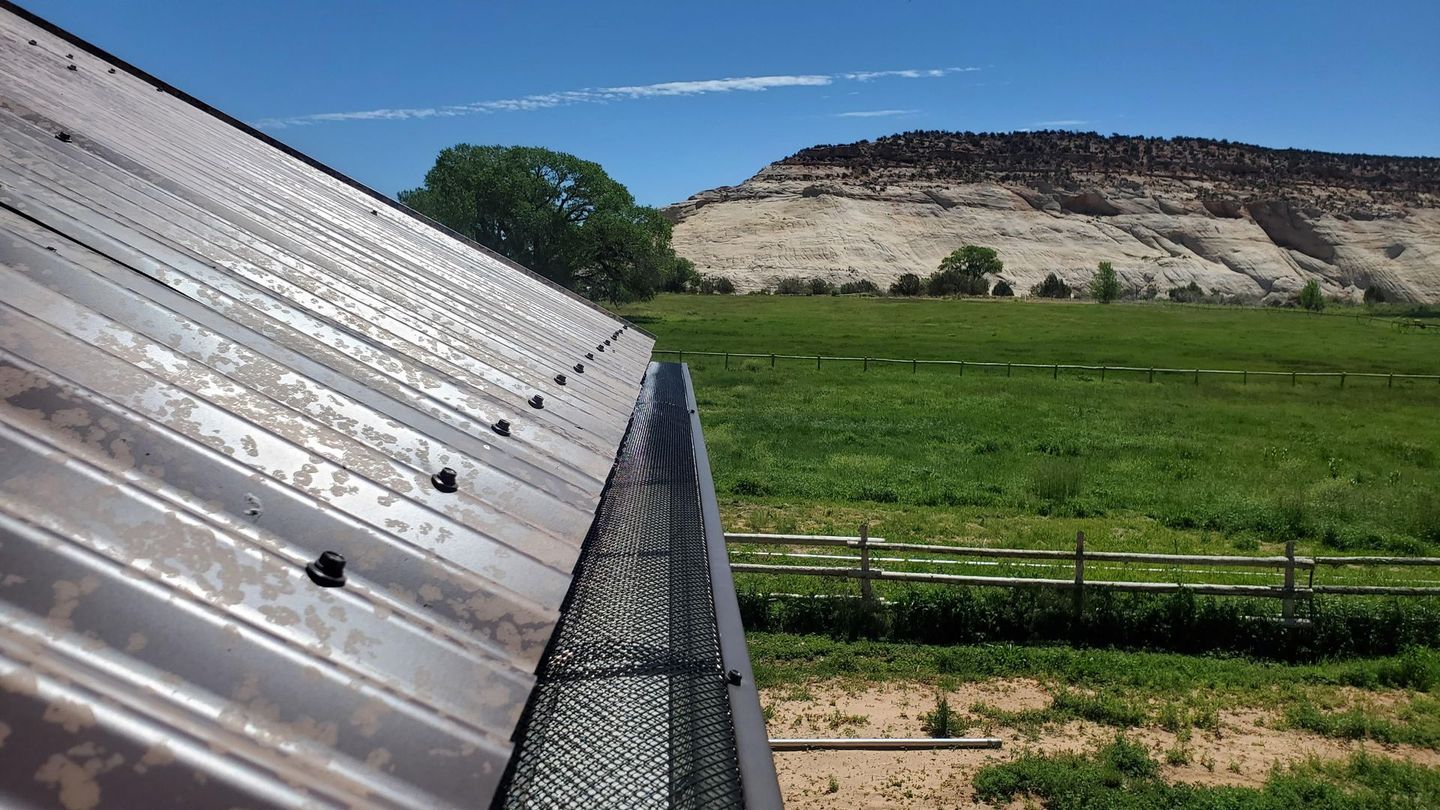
[762,681,1440,809]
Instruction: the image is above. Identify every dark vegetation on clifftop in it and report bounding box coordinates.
[780,131,1440,203]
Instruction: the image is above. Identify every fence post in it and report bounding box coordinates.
[1072,531,1086,630]
[1053,364,1058,379]
[725,352,729,369]
[771,353,776,369]
[1389,373,1394,388]
[912,358,917,374]
[858,523,873,603]
[960,361,965,377]
[1007,362,1012,378]
[1283,539,1296,624]
[1292,372,1296,387]
[1243,370,1248,385]
[864,357,869,372]
[1194,369,1199,385]
[816,355,821,370]
[1340,373,1346,389]
[1101,365,1106,381]
[1148,367,1154,383]
[678,350,683,364]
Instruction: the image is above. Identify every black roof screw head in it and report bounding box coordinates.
[725,669,743,686]
[585,352,594,360]
[370,209,378,215]
[604,339,611,346]
[56,132,72,143]
[554,373,567,386]
[431,466,459,493]
[491,418,511,437]
[528,394,545,410]
[306,551,347,588]
[573,363,585,374]
[108,68,116,74]
[27,39,36,45]
[596,344,605,352]
[66,64,77,72]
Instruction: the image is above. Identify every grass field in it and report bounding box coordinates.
[618,296,1440,562]
[615,295,1440,804]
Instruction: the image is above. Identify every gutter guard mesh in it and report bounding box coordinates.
[499,362,744,808]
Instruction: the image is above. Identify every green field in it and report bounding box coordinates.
[619,296,1440,564]
[617,295,1440,803]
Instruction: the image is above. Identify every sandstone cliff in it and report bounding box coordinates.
[664,132,1440,302]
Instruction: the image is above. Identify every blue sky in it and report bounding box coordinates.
[22,0,1440,207]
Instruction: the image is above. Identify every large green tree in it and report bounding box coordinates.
[398,144,682,302]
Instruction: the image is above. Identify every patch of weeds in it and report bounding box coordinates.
[1285,697,1440,750]
[1051,689,1148,728]
[1031,457,1084,503]
[922,695,956,737]
[825,775,839,794]
[976,741,1440,809]
[824,708,868,730]
[1164,744,1192,766]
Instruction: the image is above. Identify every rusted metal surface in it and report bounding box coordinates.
[0,4,652,807]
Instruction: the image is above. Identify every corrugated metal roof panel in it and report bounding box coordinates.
[0,4,653,807]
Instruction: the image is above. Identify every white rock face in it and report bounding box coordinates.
[666,163,1440,303]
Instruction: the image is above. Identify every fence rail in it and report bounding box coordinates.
[726,530,1440,625]
[658,349,1440,387]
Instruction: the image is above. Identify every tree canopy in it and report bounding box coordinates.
[1089,261,1120,303]
[398,144,686,303]
[928,245,1002,295]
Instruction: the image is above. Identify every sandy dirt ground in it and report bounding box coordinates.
[762,680,1440,809]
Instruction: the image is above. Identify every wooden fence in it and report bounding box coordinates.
[726,529,1440,625]
[658,349,1440,387]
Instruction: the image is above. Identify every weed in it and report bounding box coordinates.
[921,695,955,737]
[825,775,838,794]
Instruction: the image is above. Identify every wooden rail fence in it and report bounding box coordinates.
[657,349,1440,387]
[726,529,1440,624]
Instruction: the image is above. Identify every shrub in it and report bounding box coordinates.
[1031,272,1073,299]
[922,696,955,737]
[807,277,836,295]
[1300,279,1325,311]
[1364,285,1387,304]
[838,279,880,295]
[889,273,923,296]
[1089,261,1120,303]
[926,268,989,296]
[774,276,807,295]
[695,274,736,294]
[991,279,1015,296]
[1168,281,1206,303]
[662,257,698,292]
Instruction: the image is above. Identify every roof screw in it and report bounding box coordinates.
[573,363,584,374]
[597,344,605,352]
[305,551,347,588]
[56,132,72,143]
[491,418,511,437]
[604,339,611,346]
[585,352,594,360]
[528,394,545,409]
[725,669,743,686]
[431,466,459,493]
[370,209,378,215]
[27,39,36,45]
[554,373,567,386]
[66,64,77,72]
[66,53,74,59]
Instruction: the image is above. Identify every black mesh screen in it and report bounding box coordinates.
[498,363,744,809]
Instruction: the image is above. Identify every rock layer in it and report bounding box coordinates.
[665,133,1440,302]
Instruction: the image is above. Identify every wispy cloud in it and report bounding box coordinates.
[257,66,979,129]
[1033,119,1089,127]
[834,109,918,118]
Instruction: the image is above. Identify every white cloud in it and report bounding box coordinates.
[834,109,918,118]
[257,66,979,129]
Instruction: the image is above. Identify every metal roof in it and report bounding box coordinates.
[0,3,653,807]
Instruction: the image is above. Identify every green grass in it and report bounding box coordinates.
[974,739,1440,809]
[618,295,1440,561]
